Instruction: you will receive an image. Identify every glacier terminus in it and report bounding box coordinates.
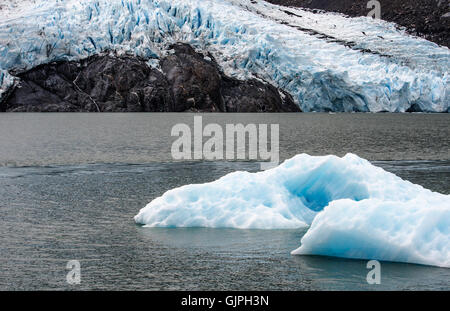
[0,0,449,112]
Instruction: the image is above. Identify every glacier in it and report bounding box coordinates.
[134,154,450,268]
[0,0,449,112]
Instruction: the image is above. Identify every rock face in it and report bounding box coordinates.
[267,0,450,48]
[1,43,300,112]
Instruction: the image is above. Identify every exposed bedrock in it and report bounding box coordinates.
[267,0,450,48]
[1,43,300,112]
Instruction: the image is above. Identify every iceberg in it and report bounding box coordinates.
[0,0,449,112]
[134,154,450,268]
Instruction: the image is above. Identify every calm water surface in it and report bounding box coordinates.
[0,114,449,290]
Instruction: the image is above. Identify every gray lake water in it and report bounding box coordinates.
[0,113,449,290]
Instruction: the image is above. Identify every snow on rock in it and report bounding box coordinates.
[0,69,15,99]
[134,153,450,267]
[0,0,449,112]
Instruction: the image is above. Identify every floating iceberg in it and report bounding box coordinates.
[134,154,450,268]
[0,0,449,111]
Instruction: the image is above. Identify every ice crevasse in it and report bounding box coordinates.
[134,154,450,268]
[0,0,449,112]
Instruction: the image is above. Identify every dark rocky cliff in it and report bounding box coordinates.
[1,43,300,112]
